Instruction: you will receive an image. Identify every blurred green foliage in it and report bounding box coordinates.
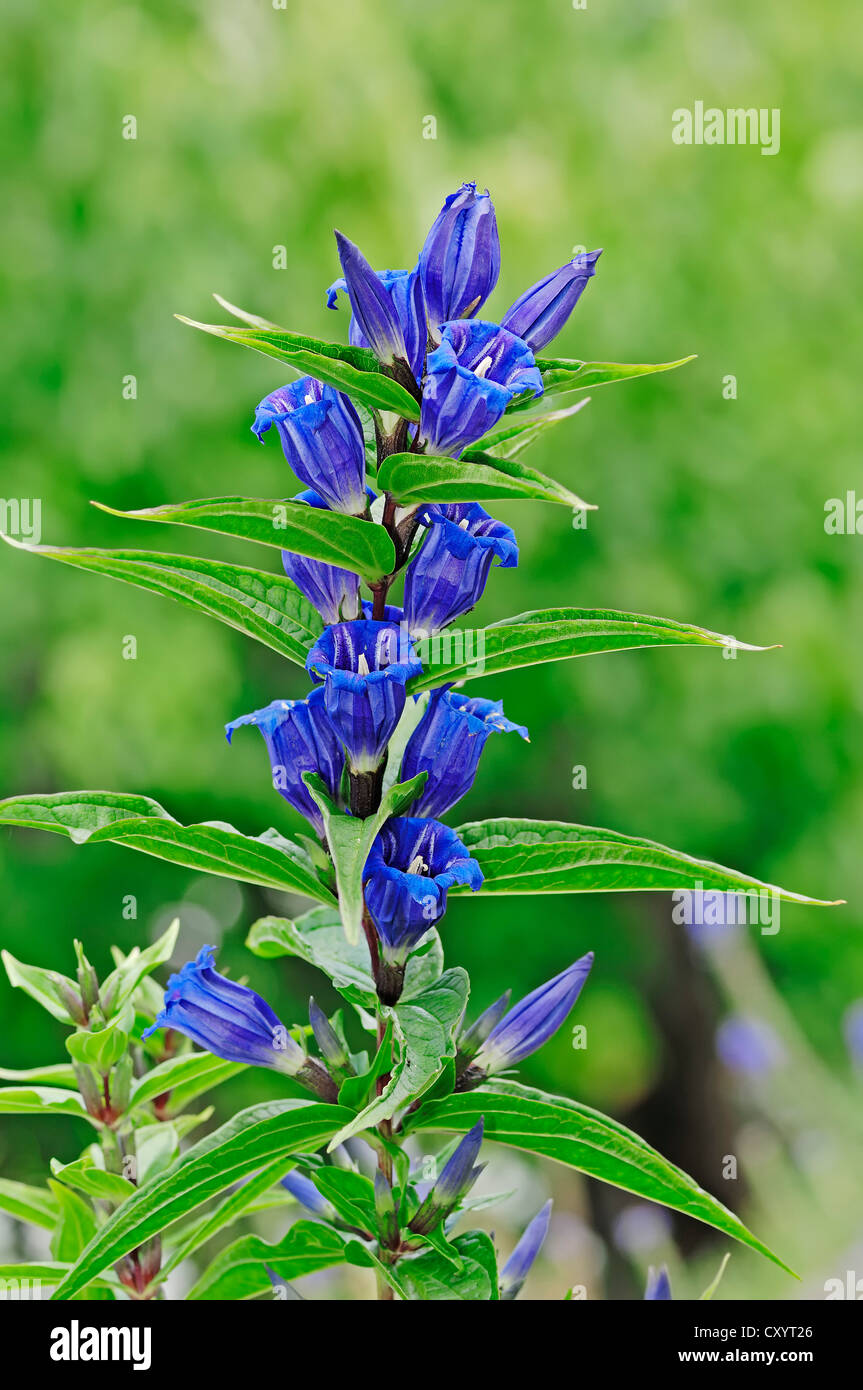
[1,0,861,1298]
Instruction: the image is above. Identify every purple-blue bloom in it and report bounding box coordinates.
[469,953,594,1078]
[501,250,602,352]
[281,1170,333,1219]
[280,489,361,625]
[715,1016,786,1076]
[499,1199,552,1300]
[404,502,518,636]
[306,620,423,773]
[401,687,528,817]
[419,320,543,456]
[225,687,345,837]
[644,1265,673,1300]
[327,266,426,382]
[334,232,419,370]
[843,999,863,1065]
[409,1119,485,1235]
[252,377,366,516]
[364,816,483,965]
[419,183,500,328]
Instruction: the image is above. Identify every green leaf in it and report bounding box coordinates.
[1,538,323,668]
[65,1009,131,1072]
[405,1080,794,1276]
[0,790,336,906]
[0,1086,94,1121]
[93,497,396,585]
[338,1020,393,1111]
[0,1262,119,1293]
[533,354,696,398]
[400,1231,498,1300]
[464,399,590,462]
[49,1182,97,1263]
[0,1062,77,1087]
[408,606,772,693]
[1,952,79,1024]
[303,771,428,945]
[310,1167,377,1232]
[246,908,443,1007]
[177,316,421,420]
[130,1053,246,1113]
[49,1099,351,1299]
[49,1158,136,1204]
[0,1178,59,1230]
[376,451,594,511]
[158,1155,298,1278]
[211,292,283,331]
[99,919,180,1015]
[450,817,840,905]
[328,968,469,1148]
[186,1219,349,1300]
[343,1239,409,1299]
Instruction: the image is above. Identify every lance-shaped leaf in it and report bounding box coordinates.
[93,497,396,585]
[376,451,594,511]
[2,536,323,667]
[186,1219,349,1300]
[177,316,421,420]
[0,1087,94,1122]
[129,1053,247,1112]
[464,399,591,463]
[408,607,771,693]
[404,1080,794,1276]
[0,790,336,906]
[211,292,283,331]
[449,818,840,905]
[0,1178,60,1230]
[158,1154,298,1279]
[0,1262,120,1294]
[0,1063,78,1087]
[327,968,469,1148]
[49,1158,136,1205]
[303,771,428,946]
[49,1098,352,1300]
[507,354,695,410]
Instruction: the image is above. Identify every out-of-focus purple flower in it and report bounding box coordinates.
[456,990,512,1068]
[716,1016,786,1076]
[327,266,426,381]
[225,688,344,837]
[644,1265,673,1300]
[419,183,500,328]
[401,687,528,817]
[612,1202,672,1256]
[281,1170,334,1219]
[843,1000,863,1066]
[334,232,419,370]
[306,620,423,774]
[252,377,366,516]
[280,489,361,624]
[419,320,543,457]
[499,1199,552,1300]
[409,1119,485,1235]
[501,250,602,352]
[459,954,594,1085]
[404,502,518,636]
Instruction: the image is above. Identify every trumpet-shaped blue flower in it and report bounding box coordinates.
[499,1199,552,1299]
[419,320,543,456]
[281,1171,334,1219]
[502,250,602,351]
[327,266,426,381]
[252,377,366,516]
[644,1266,673,1300]
[404,502,518,636]
[401,688,529,817]
[280,489,361,625]
[306,620,422,773]
[409,1119,485,1235]
[225,687,345,836]
[334,232,420,371]
[463,953,594,1082]
[364,816,483,966]
[419,183,500,328]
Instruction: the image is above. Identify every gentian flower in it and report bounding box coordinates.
[644,1266,673,1300]
[715,1016,786,1075]
[280,489,361,625]
[281,1170,334,1220]
[364,817,483,997]
[142,946,337,1099]
[456,989,512,1069]
[419,320,543,456]
[499,1199,552,1299]
[501,250,602,351]
[403,502,518,636]
[458,953,594,1087]
[306,620,422,774]
[409,1119,485,1235]
[419,183,500,328]
[401,687,529,817]
[334,232,421,371]
[225,687,345,837]
[252,377,366,516]
[327,267,426,381]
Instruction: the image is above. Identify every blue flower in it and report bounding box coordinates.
[401,688,529,817]
[419,183,500,328]
[644,1266,673,1300]
[280,489,361,625]
[334,232,421,371]
[499,1199,552,1300]
[225,687,345,837]
[465,953,594,1081]
[403,502,518,636]
[409,1119,485,1235]
[501,250,602,351]
[364,816,483,966]
[252,377,366,516]
[281,1170,334,1219]
[715,1016,786,1076]
[327,266,426,382]
[306,620,423,773]
[419,320,543,456]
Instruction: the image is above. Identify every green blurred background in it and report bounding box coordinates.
[2,0,861,1298]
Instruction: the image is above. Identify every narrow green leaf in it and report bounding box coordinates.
[464,399,590,462]
[533,354,696,398]
[0,1178,59,1230]
[0,1062,77,1087]
[158,1155,298,1278]
[338,1020,393,1111]
[49,1182,97,1263]
[130,1053,246,1112]
[310,1168,377,1232]
[1,952,79,1025]
[405,1080,795,1276]
[408,606,773,693]
[211,292,283,331]
[376,451,594,510]
[49,1158,136,1204]
[186,1219,349,1300]
[0,1087,94,1122]
[93,497,396,585]
[0,790,336,906]
[176,316,421,420]
[399,1231,498,1300]
[0,1262,119,1293]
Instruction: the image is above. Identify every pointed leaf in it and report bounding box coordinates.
[0,1087,94,1121]
[49,1159,136,1204]
[158,1154,298,1278]
[376,451,594,510]
[464,399,591,462]
[130,1053,247,1112]
[0,1179,59,1230]
[532,354,696,399]
[400,1231,498,1301]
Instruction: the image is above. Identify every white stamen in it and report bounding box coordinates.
[357,653,371,676]
[408,854,429,875]
[459,518,470,529]
[474,355,493,379]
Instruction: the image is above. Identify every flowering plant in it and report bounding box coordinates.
[0,184,835,1301]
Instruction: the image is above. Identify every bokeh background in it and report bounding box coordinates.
[2,0,861,1299]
